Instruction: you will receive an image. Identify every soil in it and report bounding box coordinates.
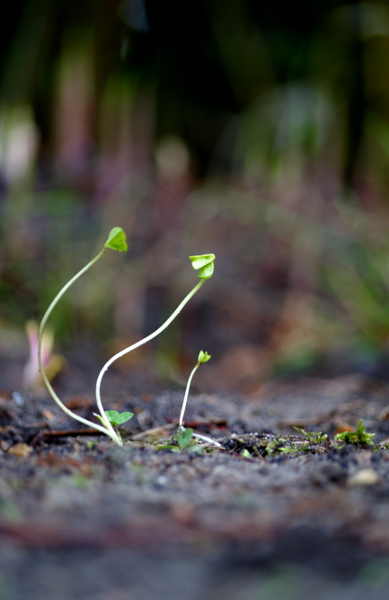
[1,363,389,599]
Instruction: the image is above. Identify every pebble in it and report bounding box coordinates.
[347,468,379,486]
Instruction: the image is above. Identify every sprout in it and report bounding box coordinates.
[39,239,215,448]
[178,350,211,431]
[38,228,130,446]
[177,350,222,449]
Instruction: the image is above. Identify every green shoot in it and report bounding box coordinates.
[95,254,216,426]
[334,419,375,446]
[94,410,133,428]
[94,409,134,445]
[178,350,211,430]
[177,428,197,450]
[177,350,222,449]
[158,428,202,453]
[38,227,128,446]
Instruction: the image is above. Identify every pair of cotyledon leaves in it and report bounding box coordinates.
[105,227,215,280]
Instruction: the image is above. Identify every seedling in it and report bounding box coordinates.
[177,428,199,451]
[157,428,201,453]
[38,227,131,446]
[179,350,211,431]
[177,350,223,448]
[94,410,134,444]
[94,254,216,427]
[334,419,375,446]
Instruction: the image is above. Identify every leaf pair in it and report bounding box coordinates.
[189,254,215,279]
[104,227,128,253]
[94,409,134,428]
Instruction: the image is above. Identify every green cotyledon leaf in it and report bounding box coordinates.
[189,254,215,279]
[104,227,128,252]
[178,428,194,449]
[105,410,134,426]
[198,350,211,363]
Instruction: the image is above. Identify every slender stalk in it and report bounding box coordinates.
[192,432,222,448]
[38,248,122,445]
[95,279,205,418]
[178,362,200,430]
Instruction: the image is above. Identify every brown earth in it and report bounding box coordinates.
[1,363,389,599]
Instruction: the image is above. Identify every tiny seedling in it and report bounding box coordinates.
[171,428,204,453]
[94,254,216,429]
[177,350,223,449]
[94,410,134,444]
[178,350,211,431]
[38,227,131,446]
[157,428,201,453]
[334,419,375,446]
[177,428,199,451]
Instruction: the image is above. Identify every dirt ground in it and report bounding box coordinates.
[1,359,389,599]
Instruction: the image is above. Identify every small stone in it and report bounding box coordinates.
[8,443,33,458]
[156,475,168,486]
[348,468,379,486]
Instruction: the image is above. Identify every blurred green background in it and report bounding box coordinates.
[2,0,389,393]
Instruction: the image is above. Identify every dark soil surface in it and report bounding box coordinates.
[1,368,389,599]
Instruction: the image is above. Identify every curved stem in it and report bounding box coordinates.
[38,248,122,445]
[95,279,205,419]
[192,432,222,448]
[178,362,200,429]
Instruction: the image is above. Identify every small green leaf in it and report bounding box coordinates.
[178,428,194,449]
[105,410,134,427]
[105,410,120,422]
[104,227,128,252]
[113,412,134,425]
[198,350,211,364]
[189,254,215,279]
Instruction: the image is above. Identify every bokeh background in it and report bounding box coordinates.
[2,0,389,395]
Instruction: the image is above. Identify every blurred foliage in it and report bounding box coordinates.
[2,0,389,391]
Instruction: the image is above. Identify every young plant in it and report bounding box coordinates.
[177,428,200,451]
[158,428,202,453]
[94,253,216,426]
[38,227,130,446]
[178,350,222,448]
[178,350,211,430]
[94,410,134,444]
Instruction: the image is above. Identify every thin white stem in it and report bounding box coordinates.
[95,279,205,420]
[192,432,223,448]
[38,248,122,445]
[179,362,200,429]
